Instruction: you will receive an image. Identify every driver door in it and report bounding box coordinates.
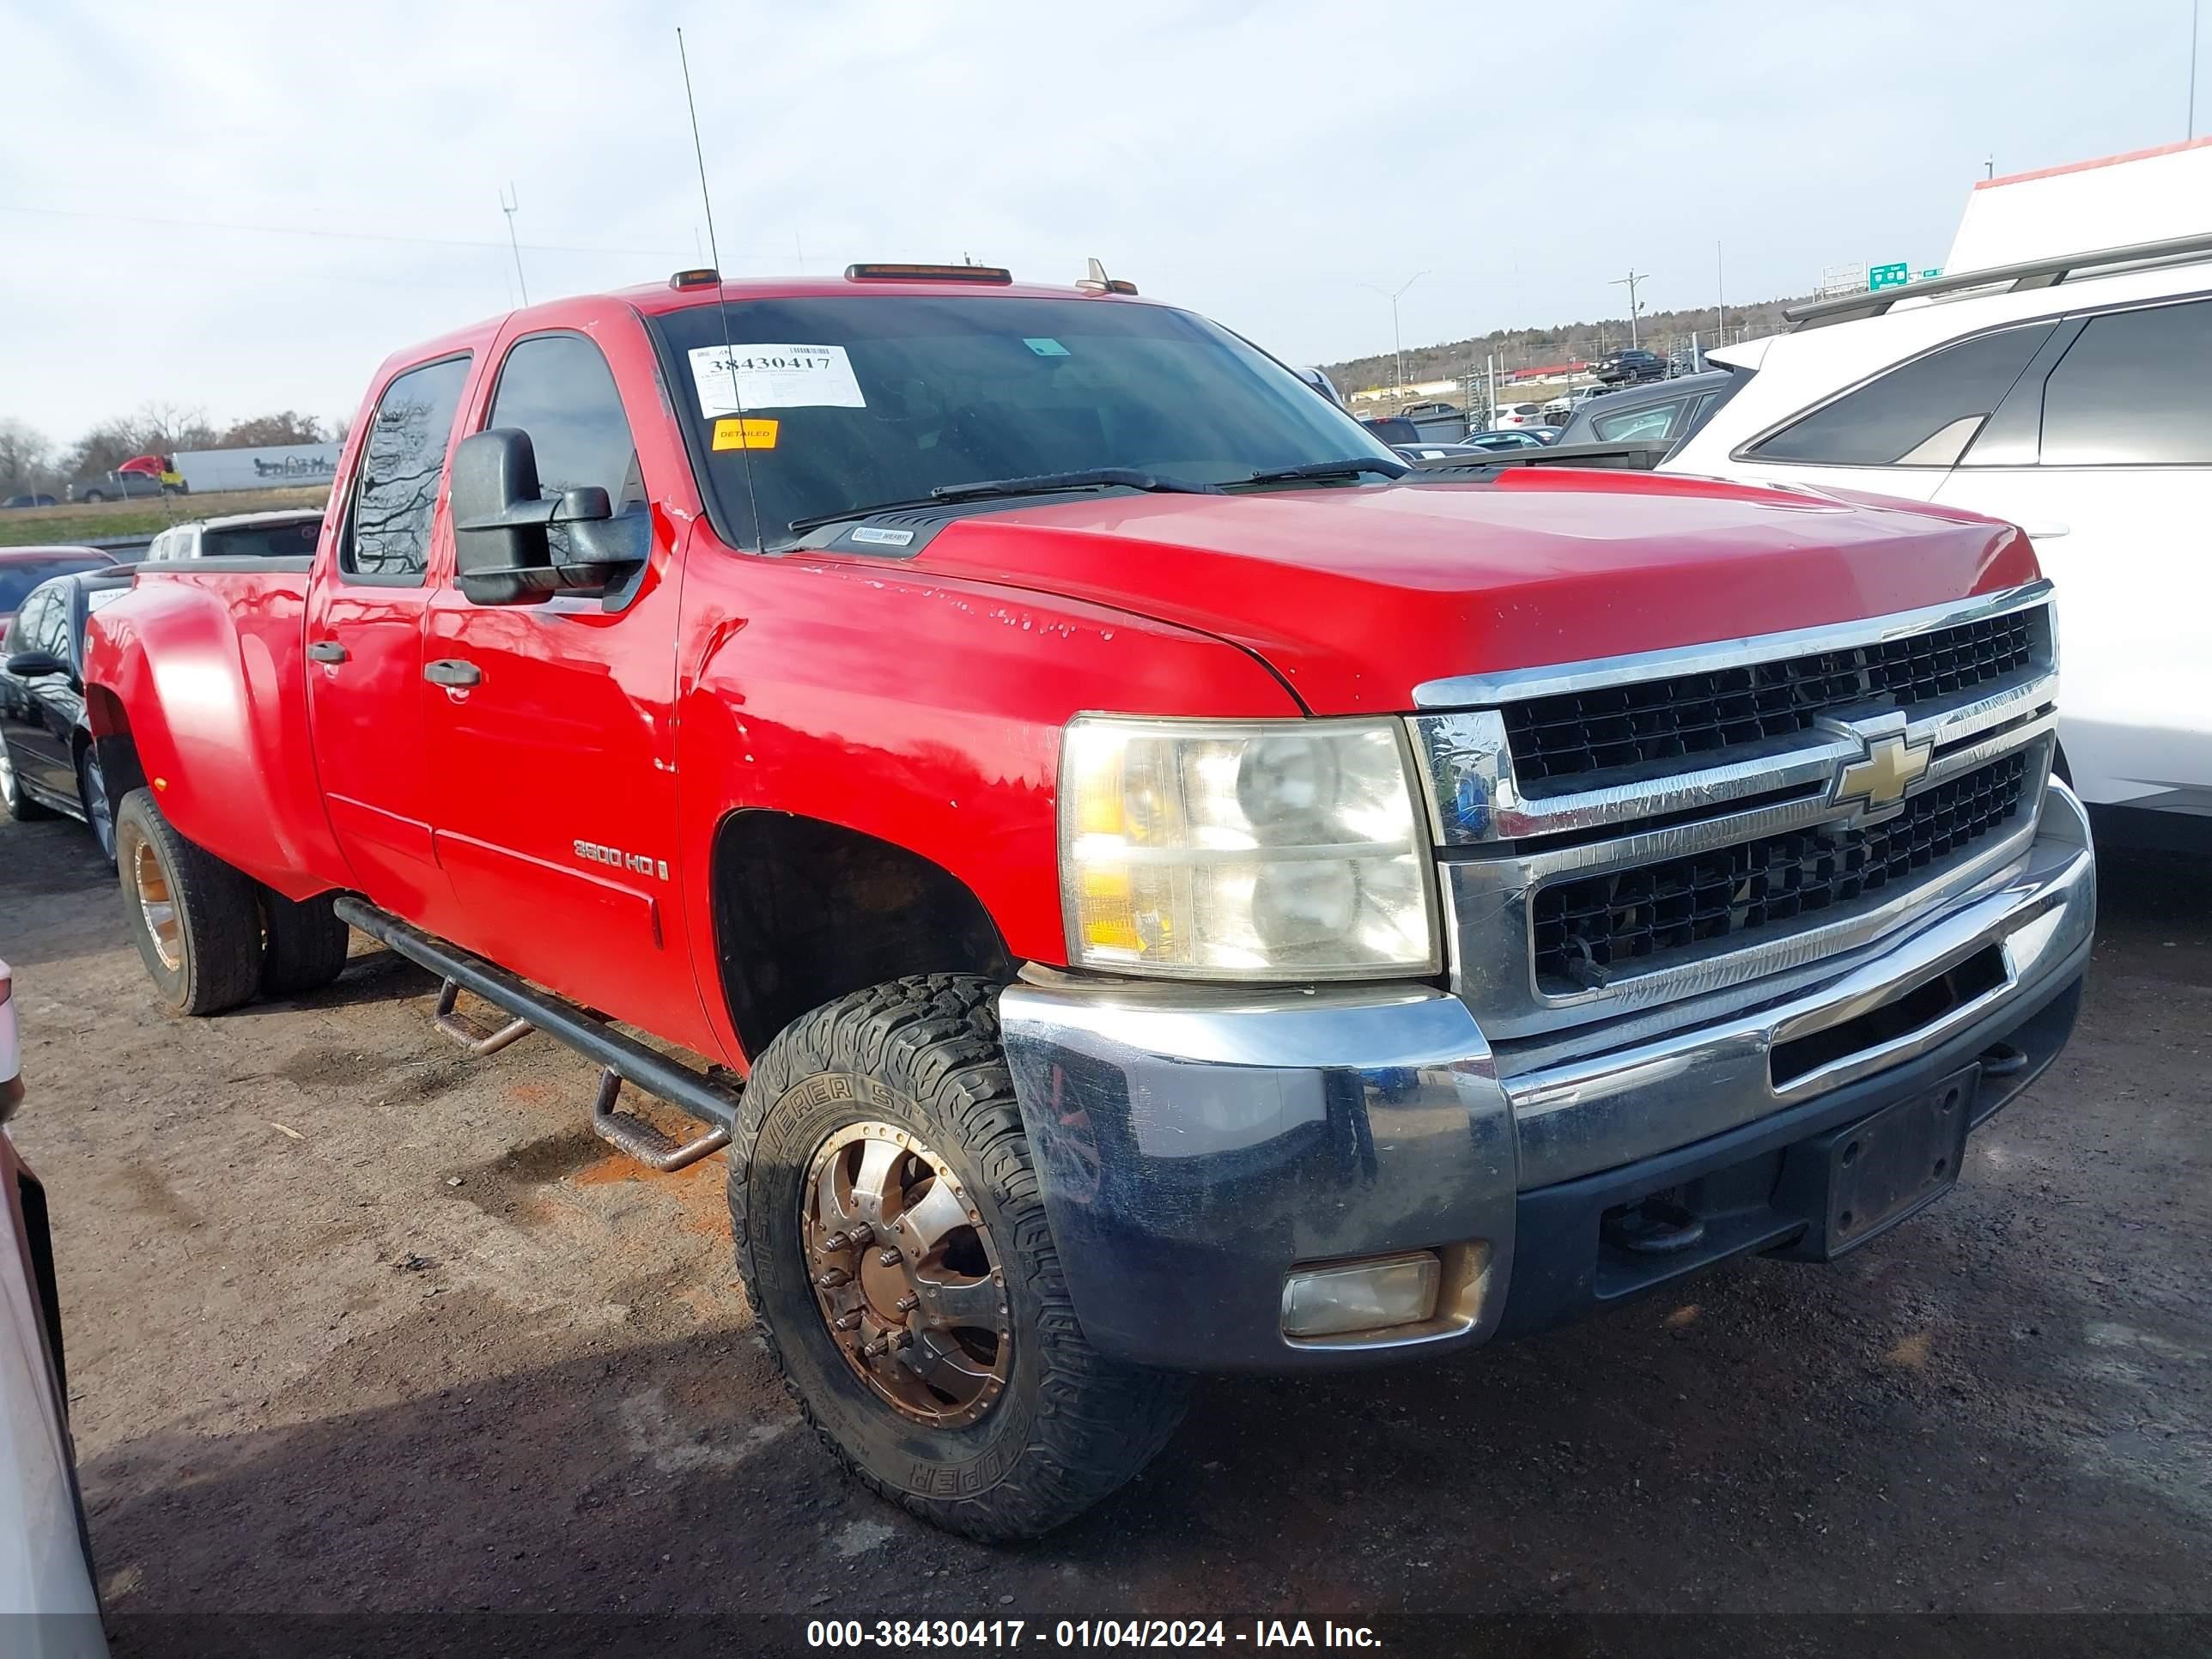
[422,315,702,1041]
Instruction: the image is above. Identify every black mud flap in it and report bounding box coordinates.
[1774,1063,1979,1261]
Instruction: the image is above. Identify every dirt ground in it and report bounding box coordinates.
[3,810,2207,1652]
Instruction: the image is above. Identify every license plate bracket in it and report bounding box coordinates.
[1776,1064,1979,1261]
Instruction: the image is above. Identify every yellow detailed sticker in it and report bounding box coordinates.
[711,416,780,451]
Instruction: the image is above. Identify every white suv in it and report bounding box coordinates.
[143,507,324,562]
[1666,233,2212,828]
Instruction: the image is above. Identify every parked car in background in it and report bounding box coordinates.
[1522,424,1564,445]
[1554,368,1743,449]
[143,508,325,562]
[1487,402,1547,428]
[1593,348,1666,385]
[1358,414,1421,445]
[1665,229,2212,832]
[0,960,106,1654]
[2,495,59,511]
[65,454,184,504]
[1,569,133,859]
[1399,400,1459,419]
[1541,384,1614,422]
[0,551,118,631]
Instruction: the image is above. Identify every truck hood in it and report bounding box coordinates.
[886,468,2039,714]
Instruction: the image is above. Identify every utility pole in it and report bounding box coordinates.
[1362,272,1426,399]
[1611,270,1648,348]
[1985,155,1995,179]
[2191,0,2202,140]
[1716,241,1728,344]
[499,183,528,306]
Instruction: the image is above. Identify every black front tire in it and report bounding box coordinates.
[258,887,351,997]
[113,788,263,1017]
[731,975,1191,1541]
[76,744,114,864]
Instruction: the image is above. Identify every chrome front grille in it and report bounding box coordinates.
[1504,610,2038,784]
[1412,581,2060,1043]
[1530,751,2030,994]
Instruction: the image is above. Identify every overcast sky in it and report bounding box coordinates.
[0,0,2202,441]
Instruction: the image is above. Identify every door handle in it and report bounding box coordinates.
[306,641,348,665]
[424,659,482,688]
[2019,521,2070,539]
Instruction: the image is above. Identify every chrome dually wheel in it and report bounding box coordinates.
[803,1120,1012,1429]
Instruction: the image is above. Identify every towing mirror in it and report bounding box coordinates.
[548,486,650,586]
[451,428,557,606]
[450,430,647,605]
[4,651,70,681]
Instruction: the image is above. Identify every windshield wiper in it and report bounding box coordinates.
[787,468,1221,536]
[1232,457,1410,487]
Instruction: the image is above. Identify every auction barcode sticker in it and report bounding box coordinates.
[690,343,866,413]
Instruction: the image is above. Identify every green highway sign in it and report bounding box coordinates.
[1917,268,1942,280]
[1869,262,1911,290]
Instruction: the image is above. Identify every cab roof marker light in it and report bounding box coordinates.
[1076,257,1139,295]
[670,267,721,289]
[845,263,1013,285]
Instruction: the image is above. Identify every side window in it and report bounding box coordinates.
[1594,398,1686,443]
[29,587,70,657]
[343,355,472,581]
[11,589,54,655]
[487,333,645,518]
[1749,323,2057,467]
[2040,299,2212,466]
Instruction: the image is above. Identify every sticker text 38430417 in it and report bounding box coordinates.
[690,344,866,414]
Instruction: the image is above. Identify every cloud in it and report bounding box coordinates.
[0,0,2195,441]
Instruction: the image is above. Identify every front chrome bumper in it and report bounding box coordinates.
[999,784,2095,1372]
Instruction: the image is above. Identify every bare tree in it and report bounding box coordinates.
[132,401,220,453]
[219,410,327,448]
[0,418,53,494]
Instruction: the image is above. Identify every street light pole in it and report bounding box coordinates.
[1362,272,1427,399]
[1611,270,1648,348]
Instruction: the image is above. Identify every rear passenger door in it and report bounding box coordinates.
[304,353,475,919]
[1932,296,2212,811]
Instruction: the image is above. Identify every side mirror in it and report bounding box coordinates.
[5,651,70,681]
[548,487,649,588]
[451,431,647,605]
[451,428,558,607]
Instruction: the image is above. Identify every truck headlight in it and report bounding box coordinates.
[1060,717,1438,979]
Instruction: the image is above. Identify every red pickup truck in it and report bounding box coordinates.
[82,264,2095,1539]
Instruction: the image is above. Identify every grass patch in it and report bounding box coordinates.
[0,487,330,549]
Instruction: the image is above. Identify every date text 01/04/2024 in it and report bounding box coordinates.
[803,1619,1382,1648]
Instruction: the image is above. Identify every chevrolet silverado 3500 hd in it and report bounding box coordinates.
[82,264,2094,1539]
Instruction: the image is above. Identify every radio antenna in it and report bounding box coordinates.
[677,26,764,549]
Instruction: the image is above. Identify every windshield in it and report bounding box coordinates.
[202,517,323,560]
[647,295,1400,547]
[0,556,107,611]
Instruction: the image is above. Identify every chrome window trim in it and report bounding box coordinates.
[1409,578,2052,710]
[1442,726,2055,1042]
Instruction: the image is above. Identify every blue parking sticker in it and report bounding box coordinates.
[1024,337,1071,356]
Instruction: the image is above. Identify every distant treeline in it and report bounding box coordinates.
[1322,292,1814,395]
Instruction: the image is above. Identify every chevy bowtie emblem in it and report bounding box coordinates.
[1832,727,1932,812]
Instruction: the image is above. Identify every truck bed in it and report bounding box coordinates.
[83,557,347,898]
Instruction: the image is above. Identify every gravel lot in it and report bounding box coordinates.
[3,810,2206,1652]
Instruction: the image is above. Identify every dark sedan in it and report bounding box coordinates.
[0,548,117,630]
[1,568,134,860]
